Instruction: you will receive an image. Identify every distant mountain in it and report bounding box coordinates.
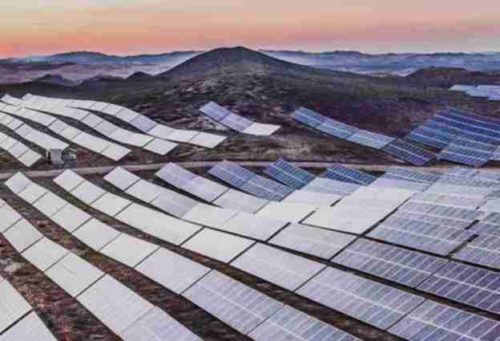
[405,67,500,87]
[5,50,200,65]
[159,46,341,79]
[263,50,500,75]
[32,74,80,87]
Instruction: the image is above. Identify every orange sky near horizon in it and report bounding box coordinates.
[1,0,499,57]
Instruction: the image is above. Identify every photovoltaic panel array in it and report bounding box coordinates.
[0,99,130,161]
[200,101,281,136]
[269,223,356,260]
[297,267,425,330]
[155,163,229,202]
[11,97,177,155]
[305,186,415,234]
[292,107,433,165]
[302,177,361,196]
[406,108,500,167]
[369,215,474,255]
[20,93,226,148]
[388,300,500,341]
[0,131,41,167]
[0,111,68,151]
[382,166,440,184]
[382,138,435,166]
[209,160,294,200]
[438,137,495,167]
[417,261,500,314]
[333,239,448,288]
[183,270,283,335]
[249,305,359,341]
[263,159,315,189]
[320,164,376,185]
[454,219,500,270]
[231,243,326,291]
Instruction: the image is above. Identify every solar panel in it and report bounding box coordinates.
[291,107,327,128]
[0,277,32,334]
[208,161,255,188]
[347,129,395,149]
[91,192,132,217]
[115,203,201,245]
[283,190,341,207]
[405,124,453,149]
[213,189,269,213]
[182,203,238,228]
[438,141,494,167]
[388,300,500,341]
[320,165,376,185]
[103,167,140,191]
[399,201,480,222]
[369,216,474,255]
[302,177,361,196]
[22,238,69,272]
[0,311,56,341]
[136,248,210,294]
[270,223,356,259]
[73,218,121,251]
[3,172,28,194]
[383,166,440,184]
[418,261,500,314]
[242,122,280,136]
[219,113,253,132]
[121,307,201,341]
[77,275,154,335]
[219,212,287,241]
[231,243,325,291]
[256,201,315,223]
[369,177,429,191]
[264,159,315,189]
[200,102,279,135]
[183,271,283,335]
[4,219,43,253]
[333,239,447,287]
[100,233,159,267]
[249,305,359,341]
[382,138,434,166]
[411,192,483,209]
[316,119,358,139]
[305,186,414,234]
[182,228,254,263]
[45,253,104,297]
[242,174,295,201]
[209,162,295,201]
[297,267,424,330]
[0,202,22,232]
[199,101,231,121]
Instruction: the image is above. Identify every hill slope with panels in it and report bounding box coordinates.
[1,161,500,340]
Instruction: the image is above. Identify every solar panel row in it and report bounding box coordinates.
[292,107,433,165]
[21,94,226,148]
[200,101,281,136]
[209,160,294,201]
[7,173,362,341]
[264,159,315,189]
[15,98,177,155]
[320,164,376,185]
[0,100,130,161]
[0,131,41,167]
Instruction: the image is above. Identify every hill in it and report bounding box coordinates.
[158,46,339,79]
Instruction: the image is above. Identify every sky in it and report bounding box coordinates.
[1,0,499,57]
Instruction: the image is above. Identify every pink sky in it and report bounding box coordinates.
[1,0,499,57]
